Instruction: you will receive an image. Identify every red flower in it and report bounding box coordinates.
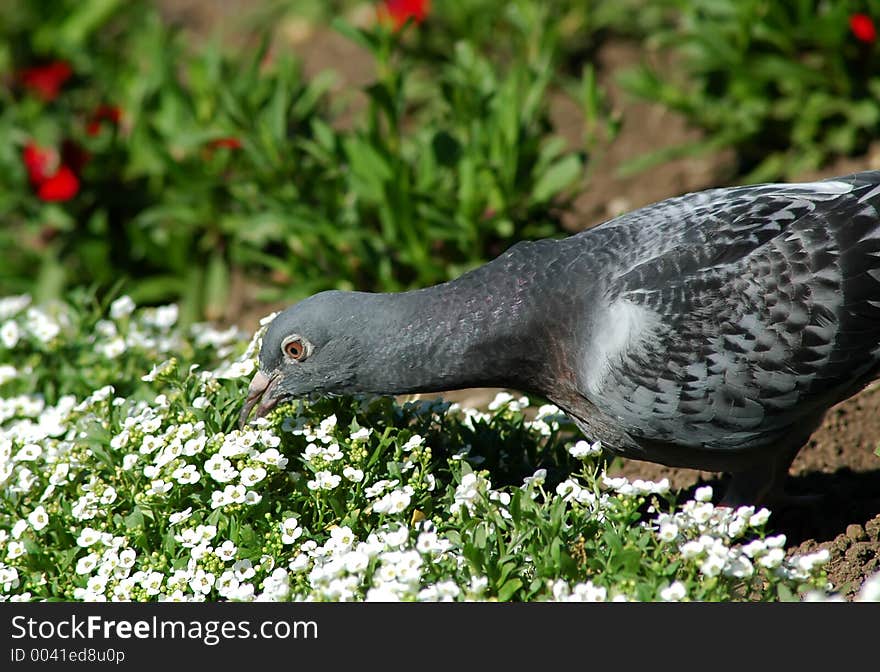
[19,61,73,101]
[21,141,81,202]
[208,137,243,150]
[378,0,430,31]
[850,14,877,43]
[22,143,58,185]
[86,105,122,136]
[37,166,80,202]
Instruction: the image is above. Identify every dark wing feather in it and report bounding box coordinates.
[579,172,880,450]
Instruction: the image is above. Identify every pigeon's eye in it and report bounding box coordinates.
[282,336,308,361]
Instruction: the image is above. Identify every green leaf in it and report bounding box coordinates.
[124,508,145,531]
[331,17,380,53]
[497,577,523,601]
[203,252,229,322]
[532,154,582,202]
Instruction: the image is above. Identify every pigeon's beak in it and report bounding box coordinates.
[238,370,281,429]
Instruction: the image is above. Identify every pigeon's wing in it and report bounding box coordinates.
[580,172,880,449]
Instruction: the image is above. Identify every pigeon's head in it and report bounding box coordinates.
[238,291,372,428]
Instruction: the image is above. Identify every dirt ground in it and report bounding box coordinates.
[158,3,880,599]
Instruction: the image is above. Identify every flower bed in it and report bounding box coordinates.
[2,294,878,602]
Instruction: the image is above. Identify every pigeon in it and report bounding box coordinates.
[240,170,880,505]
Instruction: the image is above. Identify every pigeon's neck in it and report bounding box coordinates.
[355,249,570,396]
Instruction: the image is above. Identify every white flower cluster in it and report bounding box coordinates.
[288,522,479,602]
[548,579,615,602]
[3,294,879,604]
[651,486,832,587]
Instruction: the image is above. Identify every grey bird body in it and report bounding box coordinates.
[242,170,880,504]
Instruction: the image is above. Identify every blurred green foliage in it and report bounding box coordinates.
[0,0,612,322]
[619,0,880,181]
[5,0,876,322]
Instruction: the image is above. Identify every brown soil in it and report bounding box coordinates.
[157,3,880,599]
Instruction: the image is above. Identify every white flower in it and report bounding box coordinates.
[205,455,237,483]
[350,427,372,441]
[27,506,49,531]
[343,466,364,483]
[700,554,726,577]
[210,490,229,509]
[15,443,41,461]
[240,466,267,487]
[97,337,126,359]
[196,524,217,542]
[215,540,238,562]
[568,440,602,458]
[600,475,630,493]
[488,392,516,411]
[146,479,172,496]
[169,508,193,525]
[413,531,437,554]
[215,571,240,598]
[99,487,118,505]
[758,548,785,569]
[75,553,100,575]
[109,295,136,320]
[365,585,403,602]
[77,527,101,547]
[0,364,16,385]
[694,486,713,502]
[289,553,310,573]
[857,572,880,602]
[151,304,178,330]
[555,479,583,502]
[319,414,338,433]
[189,569,215,595]
[402,434,424,452]
[343,550,370,574]
[329,526,356,552]
[261,568,292,601]
[233,559,255,582]
[451,473,486,515]
[795,549,830,572]
[696,503,719,525]
[137,435,161,455]
[726,517,747,538]
[26,309,60,342]
[381,526,409,549]
[680,541,704,560]
[281,517,303,545]
[657,522,679,543]
[724,555,754,579]
[570,581,607,602]
[765,534,787,548]
[118,549,137,568]
[0,295,30,320]
[749,508,772,527]
[6,541,26,560]
[522,469,547,488]
[307,470,341,491]
[172,464,200,485]
[87,576,108,595]
[255,448,287,468]
[365,479,398,498]
[741,539,766,558]
[373,489,412,515]
[214,358,255,379]
[660,581,687,601]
